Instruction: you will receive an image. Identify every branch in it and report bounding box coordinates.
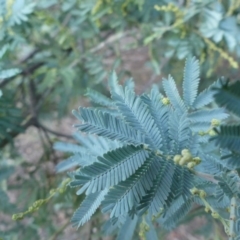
[69,29,138,68]
[0,115,35,149]
[0,62,44,88]
[35,86,55,111]
[19,49,40,63]
[0,115,72,149]
[90,29,138,53]
[28,78,38,118]
[0,48,42,88]
[36,122,72,139]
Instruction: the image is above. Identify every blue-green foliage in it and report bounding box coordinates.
[71,189,108,228]
[74,108,146,146]
[54,133,121,172]
[72,145,150,195]
[215,173,240,200]
[101,155,160,215]
[212,80,240,171]
[213,81,240,117]
[116,215,139,240]
[183,57,200,107]
[158,196,193,230]
[0,91,23,145]
[213,126,240,152]
[55,57,240,239]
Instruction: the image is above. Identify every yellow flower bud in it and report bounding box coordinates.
[144,225,150,231]
[50,189,56,195]
[143,144,149,150]
[33,199,44,208]
[179,158,187,166]
[187,162,196,169]
[12,214,18,220]
[12,213,24,221]
[199,190,207,198]
[205,207,211,213]
[173,155,181,164]
[181,149,190,156]
[190,187,199,195]
[161,97,170,105]
[58,188,65,194]
[198,131,206,136]
[211,211,220,219]
[209,129,217,136]
[181,153,192,162]
[28,206,34,212]
[193,157,201,164]
[211,119,220,127]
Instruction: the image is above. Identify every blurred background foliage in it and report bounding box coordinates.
[1,0,240,239]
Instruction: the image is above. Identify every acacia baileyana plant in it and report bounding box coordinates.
[14,57,240,239]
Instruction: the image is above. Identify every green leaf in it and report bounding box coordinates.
[109,74,163,150]
[116,215,138,240]
[71,189,108,228]
[102,156,162,217]
[183,57,200,107]
[212,125,240,152]
[213,81,240,117]
[192,79,221,109]
[215,173,240,199]
[0,68,20,79]
[74,108,145,145]
[141,86,169,150]
[188,108,228,122]
[85,88,114,107]
[9,1,35,26]
[159,196,192,230]
[169,111,191,153]
[137,160,175,216]
[71,145,149,195]
[163,75,187,115]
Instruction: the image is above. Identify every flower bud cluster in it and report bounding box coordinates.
[198,119,220,136]
[139,221,150,240]
[12,178,71,221]
[154,3,183,19]
[190,187,223,221]
[173,149,201,169]
[190,187,206,198]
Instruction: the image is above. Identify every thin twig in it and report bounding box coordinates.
[70,29,138,68]
[28,78,38,118]
[19,49,40,63]
[36,122,72,139]
[49,221,69,240]
[0,115,35,148]
[35,86,55,111]
[40,124,58,163]
[90,29,137,53]
[0,48,42,88]
[194,171,219,184]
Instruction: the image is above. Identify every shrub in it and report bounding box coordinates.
[51,57,240,239]
[2,0,240,239]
